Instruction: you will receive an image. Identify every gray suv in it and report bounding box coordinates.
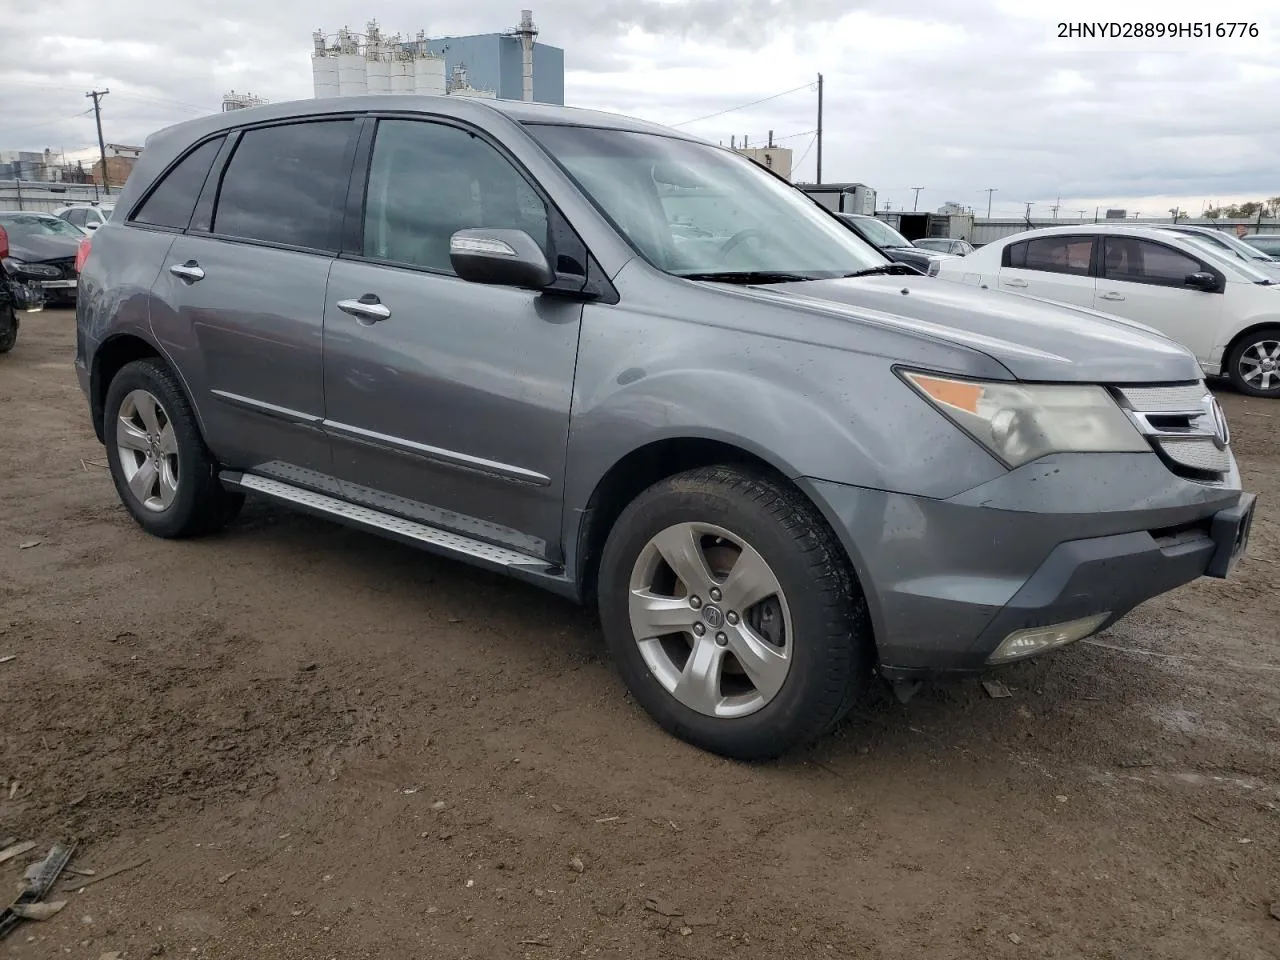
[75,96,1256,760]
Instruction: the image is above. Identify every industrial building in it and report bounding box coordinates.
[310,11,564,104]
[734,146,794,182]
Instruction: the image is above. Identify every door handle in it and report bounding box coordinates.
[1003,278,1029,288]
[169,260,205,282]
[337,294,391,325]
[1099,291,1125,301]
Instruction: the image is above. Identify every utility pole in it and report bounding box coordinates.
[86,88,111,195]
[1023,201,1033,223]
[767,129,774,148]
[1051,196,1060,219]
[983,187,997,218]
[815,72,823,185]
[911,187,924,211]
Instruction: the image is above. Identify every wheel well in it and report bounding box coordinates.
[90,335,163,442]
[1222,322,1280,375]
[575,438,835,605]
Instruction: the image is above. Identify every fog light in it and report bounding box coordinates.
[987,613,1110,664]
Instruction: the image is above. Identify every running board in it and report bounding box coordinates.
[221,471,560,576]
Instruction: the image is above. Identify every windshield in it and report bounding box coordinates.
[1176,235,1275,284]
[852,216,913,249]
[0,214,84,240]
[524,124,886,279]
[1178,227,1270,261]
[914,238,949,251]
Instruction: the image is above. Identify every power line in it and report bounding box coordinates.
[12,108,94,133]
[671,82,814,128]
[793,133,818,179]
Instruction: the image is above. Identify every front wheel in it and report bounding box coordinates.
[103,358,244,538]
[1226,327,1280,398]
[597,465,873,761]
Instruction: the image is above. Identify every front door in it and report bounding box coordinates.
[321,117,582,560]
[150,119,357,481]
[996,233,1097,307]
[1093,235,1226,364]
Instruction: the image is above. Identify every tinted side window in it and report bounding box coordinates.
[1103,238,1201,285]
[213,121,353,250]
[1019,236,1093,276]
[66,209,88,227]
[362,119,549,273]
[1005,240,1027,268]
[132,137,224,230]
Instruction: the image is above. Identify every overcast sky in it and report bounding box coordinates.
[2,0,1276,218]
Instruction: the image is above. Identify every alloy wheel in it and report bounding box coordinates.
[627,521,793,719]
[115,388,180,512]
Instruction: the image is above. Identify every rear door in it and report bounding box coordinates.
[1093,235,1226,363]
[996,234,1097,307]
[148,118,358,482]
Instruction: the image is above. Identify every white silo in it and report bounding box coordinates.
[414,55,446,96]
[366,56,391,94]
[336,26,366,97]
[389,59,415,95]
[312,31,340,99]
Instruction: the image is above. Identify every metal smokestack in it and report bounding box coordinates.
[512,9,537,102]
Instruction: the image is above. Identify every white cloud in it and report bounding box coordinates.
[2,0,1277,217]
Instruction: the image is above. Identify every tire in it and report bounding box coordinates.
[0,309,17,354]
[1226,327,1280,398]
[103,358,244,538]
[597,465,873,761]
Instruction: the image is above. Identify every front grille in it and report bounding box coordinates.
[1110,382,1231,482]
[1115,383,1207,412]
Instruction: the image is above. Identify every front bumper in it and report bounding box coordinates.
[801,452,1254,678]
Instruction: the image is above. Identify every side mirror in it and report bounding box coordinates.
[1185,271,1219,292]
[449,229,554,290]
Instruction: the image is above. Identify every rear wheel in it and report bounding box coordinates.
[103,359,243,538]
[1227,327,1280,398]
[597,465,872,761]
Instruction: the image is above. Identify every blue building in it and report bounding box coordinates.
[424,30,564,105]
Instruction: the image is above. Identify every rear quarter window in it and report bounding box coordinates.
[131,136,225,230]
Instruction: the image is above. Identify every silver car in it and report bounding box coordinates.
[74,96,1256,759]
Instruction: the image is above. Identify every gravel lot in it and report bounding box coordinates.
[2,309,1278,960]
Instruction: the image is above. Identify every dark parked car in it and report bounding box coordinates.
[914,237,974,256]
[0,211,84,306]
[1241,233,1280,258]
[75,96,1255,760]
[832,213,954,275]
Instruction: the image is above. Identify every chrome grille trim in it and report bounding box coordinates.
[1111,381,1231,479]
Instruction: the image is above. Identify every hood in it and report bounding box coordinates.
[885,244,955,261]
[735,275,1204,384]
[8,233,82,262]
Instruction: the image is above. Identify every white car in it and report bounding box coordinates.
[52,203,114,232]
[936,223,1280,397]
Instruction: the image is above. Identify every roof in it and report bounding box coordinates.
[143,94,696,153]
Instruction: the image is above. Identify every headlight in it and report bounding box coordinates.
[3,258,60,279]
[901,371,1149,468]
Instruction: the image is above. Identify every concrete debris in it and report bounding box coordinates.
[568,856,584,874]
[982,680,1013,699]
[11,900,66,921]
[0,842,36,866]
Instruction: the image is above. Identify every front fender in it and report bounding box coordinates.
[562,306,1010,577]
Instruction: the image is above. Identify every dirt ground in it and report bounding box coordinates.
[1,308,1278,960]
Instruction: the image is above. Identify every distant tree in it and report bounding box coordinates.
[1169,207,1188,221]
[1203,207,1222,219]
[1237,201,1262,218]
[1267,196,1280,217]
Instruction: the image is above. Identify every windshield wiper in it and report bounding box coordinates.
[840,263,920,278]
[677,271,814,284]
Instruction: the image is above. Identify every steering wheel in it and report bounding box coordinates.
[718,227,773,259]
